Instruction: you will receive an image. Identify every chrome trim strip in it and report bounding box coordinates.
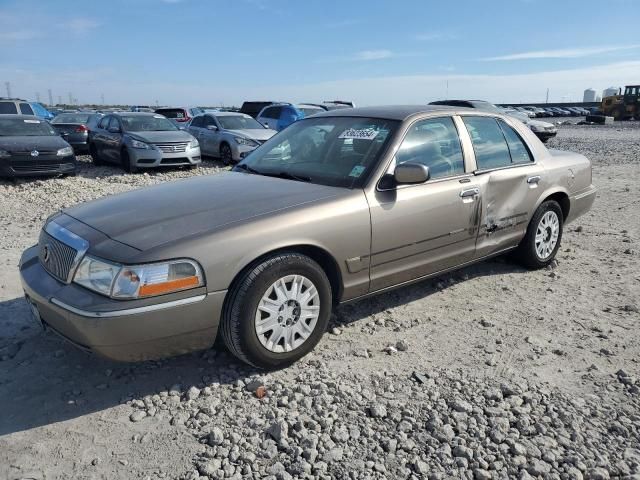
[44,221,90,283]
[50,294,207,318]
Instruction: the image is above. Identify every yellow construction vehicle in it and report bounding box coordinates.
[601,85,640,120]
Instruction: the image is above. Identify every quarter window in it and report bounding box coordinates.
[0,102,18,114]
[497,119,533,164]
[395,117,465,179]
[202,116,216,128]
[462,116,512,170]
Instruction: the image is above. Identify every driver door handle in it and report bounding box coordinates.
[527,175,541,184]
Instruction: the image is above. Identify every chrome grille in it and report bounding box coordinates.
[38,230,78,282]
[153,142,188,153]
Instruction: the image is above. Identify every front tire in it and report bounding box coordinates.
[516,200,563,269]
[89,144,103,166]
[121,148,138,173]
[220,253,332,369]
[220,143,233,166]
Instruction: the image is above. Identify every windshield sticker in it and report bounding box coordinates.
[24,119,41,123]
[349,165,366,178]
[339,128,378,140]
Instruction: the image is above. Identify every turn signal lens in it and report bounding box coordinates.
[112,260,203,299]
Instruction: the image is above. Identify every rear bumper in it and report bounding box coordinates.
[19,245,225,362]
[566,185,597,224]
[0,155,77,177]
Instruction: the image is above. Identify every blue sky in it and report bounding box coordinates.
[1,0,639,106]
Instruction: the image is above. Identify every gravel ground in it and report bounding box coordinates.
[0,121,639,480]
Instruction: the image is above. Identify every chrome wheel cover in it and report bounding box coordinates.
[535,210,560,260]
[254,274,320,353]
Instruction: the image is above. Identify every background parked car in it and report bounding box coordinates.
[154,106,204,127]
[0,114,76,177]
[257,103,325,131]
[188,111,277,164]
[429,100,557,143]
[0,98,36,115]
[89,112,200,172]
[130,106,155,112]
[51,112,103,153]
[239,101,278,118]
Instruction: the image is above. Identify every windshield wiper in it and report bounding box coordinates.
[260,171,312,183]
[233,163,262,175]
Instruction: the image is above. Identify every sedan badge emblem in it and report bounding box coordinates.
[31,150,39,157]
[42,244,50,263]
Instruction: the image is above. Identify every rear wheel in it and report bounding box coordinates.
[516,200,563,269]
[121,148,138,173]
[220,253,332,368]
[89,144,103,166]
[220,143,233,166]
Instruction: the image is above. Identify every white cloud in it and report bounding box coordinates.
[482,45,640,61]
[62,18,100,34]
[355,50,394,61]
[0,30,40,42]
[413,32,456,41]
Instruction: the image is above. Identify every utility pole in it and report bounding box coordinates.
[68,92,73,105]
[48,89,53,106]
[36,92,41,102]
[446,80,449,98]
[100,93,105,105]
[58,95,62,105]
[4,81,11,98]
[545,88,549,104]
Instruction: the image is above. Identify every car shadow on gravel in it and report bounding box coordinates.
[0,301,254,436]
[333,256,529,326]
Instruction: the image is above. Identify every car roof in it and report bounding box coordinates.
[312,105,471,121]
[113,112,160,117]
[202,111,251,117]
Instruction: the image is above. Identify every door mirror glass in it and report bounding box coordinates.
[394,163,430,184]
[206,125,218,131]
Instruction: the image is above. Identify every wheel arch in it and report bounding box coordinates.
[534,188,570,221]
[224,244,344,308]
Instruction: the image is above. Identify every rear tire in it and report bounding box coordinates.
[220,143,233,166]
[121,148,138,173]
[89,144,103,166]
[220,253,332,369]
[516,200,563,269]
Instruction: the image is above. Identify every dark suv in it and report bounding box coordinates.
[239,101,277,119]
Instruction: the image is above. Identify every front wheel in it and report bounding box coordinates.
[220,253,332,368]
[220,143,233,166]
[89,144,103,165]
[516,200,564,269]
[121,148,138,173]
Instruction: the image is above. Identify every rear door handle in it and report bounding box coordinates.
[460,187,480,198]
[527,176,541,184]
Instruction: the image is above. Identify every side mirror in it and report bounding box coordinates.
[394,163,430,185]
[206,125,218,131]
[262,122,270,128]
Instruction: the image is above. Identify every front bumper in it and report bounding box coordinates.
[0,155,77,177]
[129,146,202,168]
[19,245,225,361]
[233,143,260,161]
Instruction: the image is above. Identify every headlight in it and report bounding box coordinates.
[73,256,204,299]
[56,146,73,156]
[234,136,258,147]
[131,139,150,149]
[189,139,199,149]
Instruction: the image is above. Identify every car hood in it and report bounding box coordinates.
[527,119,556,129]
[227,128,277,141]
[0,135,68,152]
[63,172,346,251]
[126,130,194,143]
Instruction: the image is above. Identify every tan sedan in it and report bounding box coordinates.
[20,106,596,368]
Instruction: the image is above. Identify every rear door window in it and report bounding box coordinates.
[190,116,204,128]
[98,116,111,129]
[497,119,533,164]
[19,103,34,115]
[0,102,18,114]
[462,116,512,170]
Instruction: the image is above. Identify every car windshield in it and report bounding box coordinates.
[120,115,178,132]
[217,115,264,130]
[234,116,399,188]
[52,114,92,124]
[0,117,56,136]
